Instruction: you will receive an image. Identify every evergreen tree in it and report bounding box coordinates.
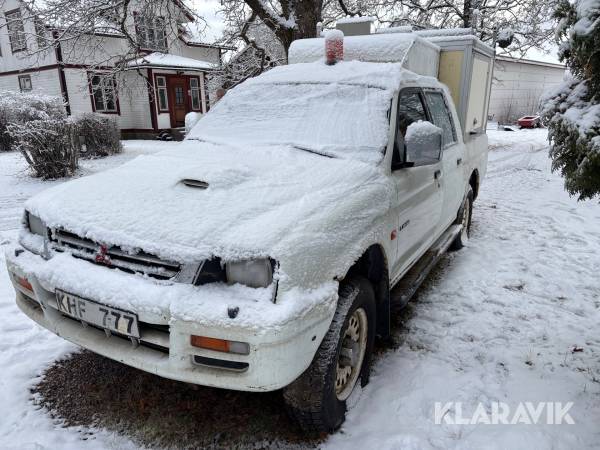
[541,0,600,200]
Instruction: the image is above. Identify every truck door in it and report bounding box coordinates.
[390,89,444,278]
[423,90,465,230]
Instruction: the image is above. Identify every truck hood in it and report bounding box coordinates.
[24,141,393,269]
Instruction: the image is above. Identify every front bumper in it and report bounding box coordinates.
[7,247,337,392]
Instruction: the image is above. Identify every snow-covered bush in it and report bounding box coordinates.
[541,0,600,200]
[0,91,66,152]
[74,113,122,158]
[185,111,202,134]
[8,119,79,179]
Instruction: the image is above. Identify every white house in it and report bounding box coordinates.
[0,0,233,138]
[488,55,566,124]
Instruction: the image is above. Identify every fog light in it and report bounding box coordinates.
[190,335,250,355]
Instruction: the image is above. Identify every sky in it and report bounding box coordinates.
[190,0,225,42]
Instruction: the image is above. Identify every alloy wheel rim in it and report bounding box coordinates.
[335,307,368,401]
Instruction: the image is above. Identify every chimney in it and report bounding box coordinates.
[335,16,375,36]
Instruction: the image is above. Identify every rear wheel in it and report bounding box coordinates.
[451,186,473,250]
[283,276,376,433]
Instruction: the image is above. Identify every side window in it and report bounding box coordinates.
[424,91,456,147]
[397,91,427,138]
[394,90,441,167]
[394,90,427,166]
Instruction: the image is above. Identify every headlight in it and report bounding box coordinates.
[26,212,47,237]
[226,258,274,288]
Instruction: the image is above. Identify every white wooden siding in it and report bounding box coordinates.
[176,43,220,65]
[488,58,566,123]
[64,68,153,129]
[0,68,62,95]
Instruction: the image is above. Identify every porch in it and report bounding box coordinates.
[123,52,217,139]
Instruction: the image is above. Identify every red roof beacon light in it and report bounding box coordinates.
[325,30,344,65]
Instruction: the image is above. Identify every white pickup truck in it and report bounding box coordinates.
[6,28,492,432]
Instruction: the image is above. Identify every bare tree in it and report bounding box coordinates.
[218,0,322,55]
[218,0,556,58]
[333,0,556,55]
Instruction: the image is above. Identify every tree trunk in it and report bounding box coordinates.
[462,0,472,28]
[293,0,323,41]
[255,0,324,56]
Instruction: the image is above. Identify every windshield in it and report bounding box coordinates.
[187,82,392,165]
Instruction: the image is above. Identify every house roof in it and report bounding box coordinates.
[495,55,565,70]
[126,52,219,70]
[178,24,237,51]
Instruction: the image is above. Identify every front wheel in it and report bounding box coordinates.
[451,186,473,250]
[283,276,376,433]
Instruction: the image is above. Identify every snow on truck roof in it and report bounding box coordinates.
[289,32,439,65]
[245,60,440,92]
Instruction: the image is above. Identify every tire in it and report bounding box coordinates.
[283,276,376,433]
[450,186,473,250]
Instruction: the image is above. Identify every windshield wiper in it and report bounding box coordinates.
[291,145,334,159]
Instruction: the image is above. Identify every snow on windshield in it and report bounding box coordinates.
[187,82,392,164]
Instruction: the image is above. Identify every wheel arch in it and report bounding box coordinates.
[345,244,391,340]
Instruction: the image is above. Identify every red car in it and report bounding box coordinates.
[517,115,542,128]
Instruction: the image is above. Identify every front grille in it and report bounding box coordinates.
[50,229,181,280]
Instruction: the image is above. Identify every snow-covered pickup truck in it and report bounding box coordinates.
[7,28,492,432]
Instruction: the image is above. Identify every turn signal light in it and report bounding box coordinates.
[16,275,33,293]
[190,335,250,355]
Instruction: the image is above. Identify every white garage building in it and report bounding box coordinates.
[488,55,566,124]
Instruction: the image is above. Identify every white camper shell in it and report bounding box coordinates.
[289,25,495,140]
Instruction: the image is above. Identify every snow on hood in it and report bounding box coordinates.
[24,141,394,280]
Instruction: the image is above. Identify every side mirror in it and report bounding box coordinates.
[404,120,442,165]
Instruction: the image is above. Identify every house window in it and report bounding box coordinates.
[35,19,46,49]
[155,76,168,112]
[190,77,201,111]
[6,9,27,53]
[18,75,32,92]
[90,74,118,113]
[135,15,167,51]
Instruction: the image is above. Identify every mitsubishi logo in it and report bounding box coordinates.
[94,244,111,266]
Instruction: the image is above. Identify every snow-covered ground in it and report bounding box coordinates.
[1,130,599,448]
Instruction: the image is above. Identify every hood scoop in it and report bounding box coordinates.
[181,178,209,189]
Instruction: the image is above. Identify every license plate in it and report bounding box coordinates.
[55,290,140,338]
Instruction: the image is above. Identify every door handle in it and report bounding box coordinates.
[457,158,463,166]
[434,170,442,180]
